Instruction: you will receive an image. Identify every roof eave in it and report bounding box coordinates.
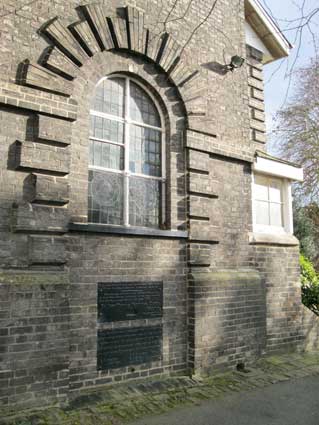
[245,0,292,63]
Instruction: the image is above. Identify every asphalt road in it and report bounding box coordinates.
[130,375,319,425]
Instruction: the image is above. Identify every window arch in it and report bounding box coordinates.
[88,75,166,228]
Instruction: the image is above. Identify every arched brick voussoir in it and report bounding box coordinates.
[41,17,90,67]
[69,20,101,57]
[41,46,80,80]
[19,62,73,97]
[80,3,114,51]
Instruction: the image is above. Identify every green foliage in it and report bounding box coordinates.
[293,201,319,271]
[300,254,319,316]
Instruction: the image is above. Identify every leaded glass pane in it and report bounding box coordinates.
[255,200,269,225]
[254,175,269,201]
[92,77,125,117]
[270,203,283,227]
[90,115,124,144]
[129,125,161,176]
[269,179,282,203]
[129,177,161,227]
[89,140,124,170]
[88,170,123,224]
[130,81,161,127]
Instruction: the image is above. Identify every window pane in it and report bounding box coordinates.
[129,177,161,228]
[92,77,125,117]
[89,140,124,170]
[255,200,269,225]
[129,125,161,176]
[88,170,123,225]
[269,178,282,203]
[254,175,269,201]
[130,81,161,127]
[90,115,124,144]
[270,203,283,227]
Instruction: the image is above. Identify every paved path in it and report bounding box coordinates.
[130,375,319,425]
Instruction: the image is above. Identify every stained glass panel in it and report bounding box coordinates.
[129,177,161,228]
[92,77,125,117]
[130,81,161,127]
[88,170,124,224]
[129,125,161,176]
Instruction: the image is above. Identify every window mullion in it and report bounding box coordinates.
[123,77,130,226]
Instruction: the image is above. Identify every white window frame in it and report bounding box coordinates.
[252,172,293,235]
[89,74,166,228]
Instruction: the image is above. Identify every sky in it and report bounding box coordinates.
[260,0,319,152]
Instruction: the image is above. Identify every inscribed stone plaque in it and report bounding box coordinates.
[97,281,163,322]
[97,325,162,370]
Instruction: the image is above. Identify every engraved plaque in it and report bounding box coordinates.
[97,281,163,322]
[97,325,162,370]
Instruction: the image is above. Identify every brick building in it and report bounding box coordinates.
[0,0,318,413]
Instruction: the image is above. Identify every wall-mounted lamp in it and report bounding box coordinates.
[228,55,245,71]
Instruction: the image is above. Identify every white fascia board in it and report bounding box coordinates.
[253,156,303,181]
[246,0,291,57]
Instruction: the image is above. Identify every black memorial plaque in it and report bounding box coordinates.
[97,325,162,370]
[97,281,163,322]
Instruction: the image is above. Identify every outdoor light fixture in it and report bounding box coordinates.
[228,55,245,71]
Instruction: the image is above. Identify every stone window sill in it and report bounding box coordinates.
[248,232,299,246]
[69,222,188,239]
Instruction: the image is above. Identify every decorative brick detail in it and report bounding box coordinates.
[38,115,72,145]
[125,6,147,53]
[251,87,264,101]
[80,3,114,51]
[251,108,265,122]
[28,235,66,264]
[252,130,266,143]
[0,82,77,120]
[15,141,70,174]
[42,47,79,79]
[250,119,266,132]
[12,203,69,233]
[189,220,219,242]
[20,63,73,96]
[188,150,210,173]
[188,243,211,266]
[248,76,263,91]
[186,130,253,163]
[69,21,100,56]
[188,195,211,219]
[26,174,69,205]
[249,97,265,111]
[188,172,219,197]
[42,18,89,66]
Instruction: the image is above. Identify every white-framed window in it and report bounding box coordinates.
[252,173,293,234]
[88,75,166,228]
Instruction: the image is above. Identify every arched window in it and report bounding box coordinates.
[88,75,165,228]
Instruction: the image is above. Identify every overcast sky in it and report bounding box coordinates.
[260,0,319,151]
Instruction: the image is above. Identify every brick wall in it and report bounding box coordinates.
[0,273,69,414]
[0,0,317,415]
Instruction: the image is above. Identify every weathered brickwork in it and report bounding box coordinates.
[0,273,70,413]
[251,245,306,354]
[188,270,266,372]
[66,234,188,392]
[0,0,318,416]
